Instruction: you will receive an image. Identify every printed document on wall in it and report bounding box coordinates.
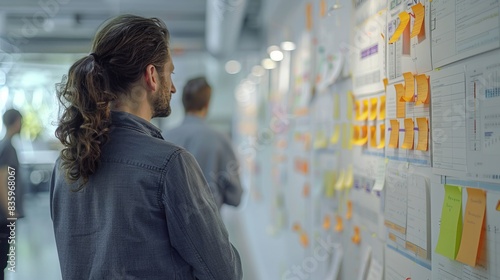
[431,0,500,68]
[430,65,467,178]
[351,1,386,96]
[466,50,500,184]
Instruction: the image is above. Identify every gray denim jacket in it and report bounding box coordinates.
[50,111,242,280]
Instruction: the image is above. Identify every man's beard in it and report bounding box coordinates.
[151,77,171,118]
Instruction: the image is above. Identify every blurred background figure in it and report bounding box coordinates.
[164,77,243,210]
[0,109,22,280]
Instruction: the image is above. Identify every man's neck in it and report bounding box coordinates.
[186,111,206,119]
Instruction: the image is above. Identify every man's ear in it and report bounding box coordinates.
[144,65,158,92]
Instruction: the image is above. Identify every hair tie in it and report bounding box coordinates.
[89,53,99,60]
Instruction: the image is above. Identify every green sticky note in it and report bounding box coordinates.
[435,185,463,259]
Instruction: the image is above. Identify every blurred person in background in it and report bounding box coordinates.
[0,109,22,280]
[164,77,243,210]
[51,15,241,280]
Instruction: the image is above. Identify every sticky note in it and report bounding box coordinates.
[353,125,368,146]
[300,232,309,247]
[395,84,406,118]
[410,3,425,38]
[330,124,341,144]
[356,99,369,121]
[292,223,302,232]
[401,73,415,102]
[320,0,326,17]
[389,120,400,148]
[456,188,486,267]
[346,200,353,220]
[344,165,353,189]
[402,118,414,150]
[383,78,388,91]
[303,183,310,197]
[415,74,429,105]
[497,200,500,211]
[333,94,340,119]
[335,215,344,232]
[416,117,429,151]
[306,3,313,31]
[435,185,463,260]
[342,123,353,150]
[314,131,328,149]
[369,125,378,148]
[379,95,386,120]
[324,171,336,197]
[323,214,331,230]
[389,11,410,44]
[369,97,378,121]
[347,91,354,120]
[335,170,345,191]
[378,124,386,149]
[351,226,361,244]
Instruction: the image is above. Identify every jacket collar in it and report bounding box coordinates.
[111,111,164,140]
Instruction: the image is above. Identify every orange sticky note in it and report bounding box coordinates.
[335,215,344,232]
[416,117,429,151]
[410,3,425,38]
[303,183,310,197]
[383,78,389,91]
[369,97,378,121]
[389,11,410,44]
[292,223,302,232]
[456,188,486,267]
[497,200,500,211]
[402,118,414,150]
[346,200,353,220]
[395,84,406,118]
[378,124,385,149]
[323,215,331,230]
[389,120,400,148]
[415,74,429,105]
[369,125,377,148]
[320,0,326,17]
[300,232,309,247]
[352,226,361,244]
[306,3,313,31]
[379,95,386,120]
[330,124,341,144]
[402,72,415,102]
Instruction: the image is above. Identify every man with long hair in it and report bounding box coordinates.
[51,15,242,279]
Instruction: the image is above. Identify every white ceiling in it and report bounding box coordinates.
[0,0,263,54]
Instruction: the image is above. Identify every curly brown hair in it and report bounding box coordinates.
[55,15,170,190]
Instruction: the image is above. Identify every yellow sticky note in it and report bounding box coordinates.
[416,117,429,151]
[335,215,344,232]
[377,124,386,149]
[314,131,328,149]
[395,84,406,118]
[410,3,425,38]
[344,165,353,189]
[346,200,353,220]
[436,185,463,260]
[383,78,389,91]
[389,120,400,148]
[389,11,410,44]
[347,91,354,120]
[335,170,345,191]
[402,72,415,102]
[342,123,353,150]
[497,200,500,211]
[416,74,429,105]
[369,125,377,148]
[330,124,341,144]
[353,125,368,146]
[456,188,486,267]
[306,3,313,31]
[402,118,414,150]
[324,171,337,198]
[369,97,378,121]
[333,94,340,119]
[320,0,326,17]
[379,95,386,120]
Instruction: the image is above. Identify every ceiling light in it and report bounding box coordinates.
[225,60,241,74]
[261,59,276,70]
[270,50,284,62]
[281,41,296,51]
[267,45,280,54]
[252,65,265,77]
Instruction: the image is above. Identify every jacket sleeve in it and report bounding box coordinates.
[162,149,242,280]
[219,137,243,207]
